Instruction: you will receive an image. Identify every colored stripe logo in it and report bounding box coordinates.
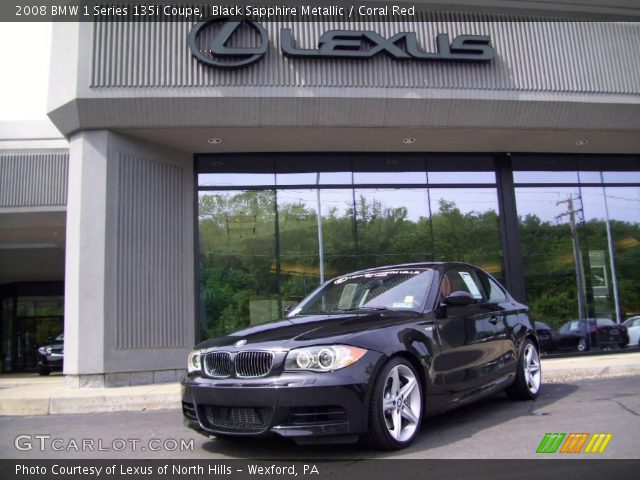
[536,433,612,454]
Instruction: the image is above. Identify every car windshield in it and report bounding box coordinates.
[535,322,551,330]
[290,268,434,316]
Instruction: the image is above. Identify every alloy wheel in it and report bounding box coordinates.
[382,364,422,442]
[523,343,541,395]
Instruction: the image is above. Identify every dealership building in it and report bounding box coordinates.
[1,0,639,386]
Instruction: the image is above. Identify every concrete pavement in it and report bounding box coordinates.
[1,352,639,417]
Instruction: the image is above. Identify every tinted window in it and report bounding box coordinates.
[440,269,485,301]
[478,272,508,303]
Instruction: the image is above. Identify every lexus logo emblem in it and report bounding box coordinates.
[189,17,269,69]
[234,339,247,347]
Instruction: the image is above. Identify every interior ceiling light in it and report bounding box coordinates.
[208,137,222,144]
[575,139,589,146]
[402,137,416,144]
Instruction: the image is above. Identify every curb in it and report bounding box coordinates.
[543,365,640,383]
[1,365,638,417]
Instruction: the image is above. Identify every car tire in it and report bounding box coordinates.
[365,357,423,451]
[38,367,51,376]
[506,339,541,401]
[618,343,627,349]
[576,337,588,352]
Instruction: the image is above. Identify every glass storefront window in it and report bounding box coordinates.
[319,189,358,276]
[277,188,321,313]
[353,171,427,185]
[513,171,580,184]
[601,171,640,184]
[429,188,503,279]
[196,155,638,346]
[516,175,640,352]
[354,188,431,268]
[198,190,278,337]
[428,171,496,184]
[198,173,275,187]
[515,187,584,328]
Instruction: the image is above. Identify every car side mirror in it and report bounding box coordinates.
[283,305,296,316]
[444,291,476,307]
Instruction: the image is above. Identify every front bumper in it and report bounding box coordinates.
[37,354,63,369]
[181,352,383,439]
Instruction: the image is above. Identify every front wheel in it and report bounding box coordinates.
[506,339,541,401]
[365,358,423,450]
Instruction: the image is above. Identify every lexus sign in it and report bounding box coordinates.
[189,18,495,69]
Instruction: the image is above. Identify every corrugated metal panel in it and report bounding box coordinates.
[91,15,640,94]
[0,153,68,207]
[114,153,185,349]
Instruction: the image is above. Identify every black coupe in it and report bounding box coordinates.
[182,262,541,450]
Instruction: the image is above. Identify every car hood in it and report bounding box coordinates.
[195,310,420,350]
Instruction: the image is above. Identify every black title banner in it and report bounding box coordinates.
[2,460,639,480]
[2,0,637,22]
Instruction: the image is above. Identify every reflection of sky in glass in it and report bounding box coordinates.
[515,187,640,223]
[581,187,640,223]
[602,171,640,183]
[318,189,353,217]
[428,172,495,184]
[515,188,581,223]
[199,173,275,187]
[513,171,579,184]
[354,172,428,184]
[354,189,428,221]
[429,189,499,215]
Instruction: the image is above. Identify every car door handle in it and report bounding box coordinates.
[489,316,500,325]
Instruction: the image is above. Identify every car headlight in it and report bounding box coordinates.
[187,351,202,373]
[285,345,367,372]
[38,347,46,354]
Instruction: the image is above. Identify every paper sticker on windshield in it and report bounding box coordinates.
[458,271,483,300]
[392,302,415,308]
[333,270,422,284]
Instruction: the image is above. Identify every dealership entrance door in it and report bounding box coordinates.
[0,284,64,373]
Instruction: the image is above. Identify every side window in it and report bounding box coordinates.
[440,269,485,301]
[479,273,508,304]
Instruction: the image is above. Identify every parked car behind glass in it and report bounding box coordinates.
[37,333,64,375]
[182,262,541,450]
[535,321,585,354]
[558,318,628,352]
[623,316,640,347]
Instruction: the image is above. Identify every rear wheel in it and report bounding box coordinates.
[38,367,51,376]
[506,339,541,401]
[365,357,423,450]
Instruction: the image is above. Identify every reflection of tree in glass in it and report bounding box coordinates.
[520,213,639,327]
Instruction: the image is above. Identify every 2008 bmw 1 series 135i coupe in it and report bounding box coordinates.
[181,262,541,450]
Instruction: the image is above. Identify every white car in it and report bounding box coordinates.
[623,316,640,347]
